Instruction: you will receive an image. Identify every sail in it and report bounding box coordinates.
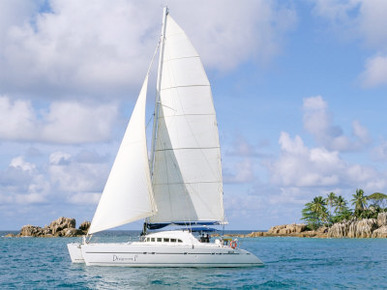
[88,75,156,234]
[149,14,225,225]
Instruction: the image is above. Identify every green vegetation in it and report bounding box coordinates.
[301,189,387,230]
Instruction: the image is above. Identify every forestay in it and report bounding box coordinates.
[149,15,225,225]
[88,76,156,234]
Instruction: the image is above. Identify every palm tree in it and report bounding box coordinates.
[311,196,329,224]
[351,188,367,217]
[332,195,352,222]
[326,192,337,208]
[302,202,320,229]
[302,196,328,229]
[326,192,337,222]
[334,195,347,214]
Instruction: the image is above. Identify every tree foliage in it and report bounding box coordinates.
[301,196,328,230]
[367,192,387,209]
[301,189,386,229]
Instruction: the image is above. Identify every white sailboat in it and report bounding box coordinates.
[67,7,263,267]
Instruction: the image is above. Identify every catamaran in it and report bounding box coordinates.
[67,7,263,267]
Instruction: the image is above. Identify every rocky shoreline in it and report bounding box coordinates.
[223,212,387,239]
[4,217,90,238]
[4,212,387,238]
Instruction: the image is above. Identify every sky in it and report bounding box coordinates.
[1,0,387,231]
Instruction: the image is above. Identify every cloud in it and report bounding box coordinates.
[41,100,118,143]
[269,132,342,187]
[302,96,370,151]
[170,0,297,71]
[372,141,387,161]
[0,0,160,98]
[360,54,387,87]
[0,149,110,207]
[0,156,50,204]
[352,120,371,144]
[0,0,297,99]
[267,131,386,193]
[48,151,108,193]
[226,135,270,157]
[0,95,118,143]
[224,159,255,184]
[67,192,101,205]
[0,0,43,39]
[312,0,387,88]
[0,96,37,141]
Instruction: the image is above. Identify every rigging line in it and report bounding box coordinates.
[146,40,161,77]
[146,115,153,130]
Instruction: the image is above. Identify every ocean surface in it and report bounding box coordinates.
[1,230,386,289]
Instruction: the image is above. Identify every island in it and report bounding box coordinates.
[225,189,387,239]
[226,211,386,239]
[5,217,90,237]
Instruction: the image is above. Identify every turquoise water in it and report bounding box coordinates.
[1,231,386,289]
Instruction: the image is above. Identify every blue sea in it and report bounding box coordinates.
[1,230,386,289]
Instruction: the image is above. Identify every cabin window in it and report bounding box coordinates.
[164,238,170,242]
[151,238,155,242]
[146,238,150,242]
[157,238,162,242]
[171,238,176,242]
[178,239,182,243]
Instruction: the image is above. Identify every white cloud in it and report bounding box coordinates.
[49,151,71,165]
[0,95,118,143]
[0,96,37,141]
[303,96,370,151]
[224,159,255,183]
[372,140,387,161]
[267,131,387,194]
[0,0,42,39]
[0,0,159,98]
[356,0,387,49]
[360,54,387,87]
[48,151,108,193]
[0,149,110,207]
[0,156,50,204]
[68,192,101,205]
[269,132,343,187]
[41,101,118,143]
[10,156,36,172]
[170,0,297,71]
[0,0,297,98]
[352,120,371,143]
[313,0,387,88]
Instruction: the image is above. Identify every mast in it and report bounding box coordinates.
[143,6,168,235]
[150,6,168,177]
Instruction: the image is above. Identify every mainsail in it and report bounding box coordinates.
[88,75,156,234]
[149,14,225,225]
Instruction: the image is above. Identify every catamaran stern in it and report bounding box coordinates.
[67,243,85,263]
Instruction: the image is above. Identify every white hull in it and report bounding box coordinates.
[68,231,263,267]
